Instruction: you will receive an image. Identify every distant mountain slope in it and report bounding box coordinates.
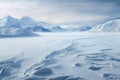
[0,15,36,37]
[0,15,64,36]
[38,22,63,32]
[20,16,37,28]
[0,15,22,28]
[61,24,91,32]
[25,26,51,32]
[90,19,120,32]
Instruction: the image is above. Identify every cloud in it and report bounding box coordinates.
[0,0,119,26]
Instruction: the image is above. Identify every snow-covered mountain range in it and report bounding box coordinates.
[0,15,63,36]
[90,19,120,32]
[0,15,120,36]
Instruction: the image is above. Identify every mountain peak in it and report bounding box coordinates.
[90,19,120,32]
[20,16,37,27]
[3,15,14,19]
[0,15,21,28]
[0,15,62,32]
[2,15,17,23]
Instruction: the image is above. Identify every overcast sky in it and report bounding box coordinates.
[0,0,120,26]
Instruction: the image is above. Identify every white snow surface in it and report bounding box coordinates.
[0,32,120,80]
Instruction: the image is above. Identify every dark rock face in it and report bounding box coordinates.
[33,68,53,76]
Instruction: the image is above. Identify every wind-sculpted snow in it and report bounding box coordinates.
[103,74,120,80]
[0,54,24,80]
[22,34,120,80]
[0,33,120,80]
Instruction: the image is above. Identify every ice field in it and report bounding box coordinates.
[0,32,120,80]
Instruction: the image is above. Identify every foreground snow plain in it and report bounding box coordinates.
[0,32,120,80]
